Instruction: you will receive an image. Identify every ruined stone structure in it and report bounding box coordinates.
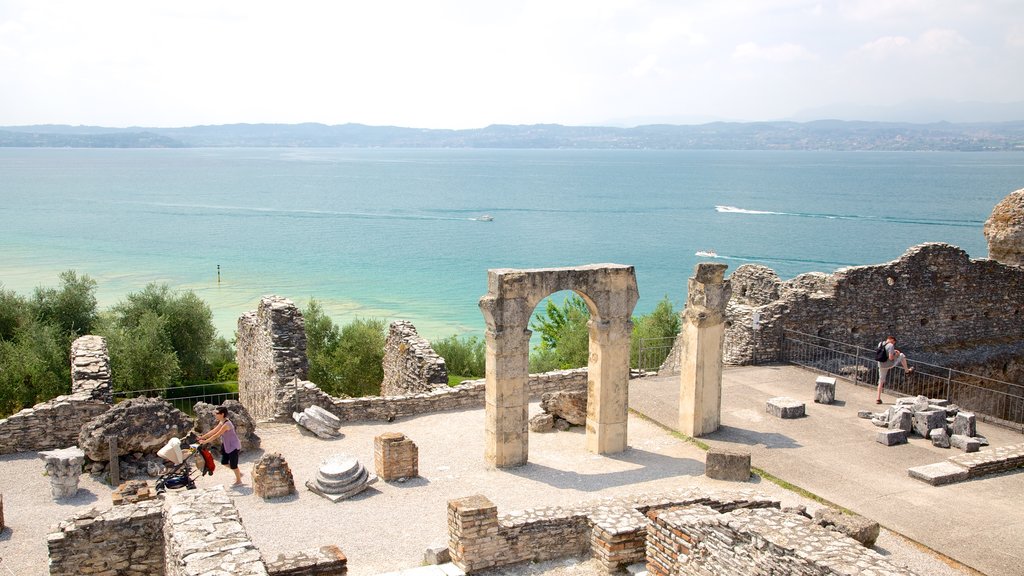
[0,334,112,454]
[253,452,297,499]
[984,187,1024,266]
[722,243,1024,383]
[78,397,193,462]
[194,400,262,450]
[447,489,778,574]
[48,499,165,576]
[237,295,309,422]
[478,264,638,467]
[374,432,418,481]
[39,446,86,499]
[677,263,731,437]
[381,320,448,396]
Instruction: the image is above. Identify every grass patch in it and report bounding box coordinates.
[448,374,481,387]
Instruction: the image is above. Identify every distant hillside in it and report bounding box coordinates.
[2,120,1024,151]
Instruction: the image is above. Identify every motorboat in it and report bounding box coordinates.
[475,214,494,222]
[694,250,718,258]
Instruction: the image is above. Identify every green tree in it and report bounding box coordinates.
[630,295,680,369]
[31,270,98,337]
[0,286,30,341]
[103,311,181,391]
[302,300,385,397]
[433,334,485,378]
[0,320,69,414]
[303,299,342,389]
[109,283,215,381]
[529,294,591,370]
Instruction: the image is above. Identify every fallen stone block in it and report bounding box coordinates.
[857,410,872,419]
[423,544,451,565]
[912,410,945,438]
[766,397,805,419]
[888,409,913,433]
[528,413,554,433]
[293,405,343,439]
[705,447,751,482]
[876,430,907,446]
[952,411,976,437]
[950,435,980,453]
[929,428,951,449]
[813,507,880,547]
[814,376,836,404]
[908,462,968,486]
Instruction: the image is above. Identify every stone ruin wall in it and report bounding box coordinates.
[48,487,347,576]
[237,295,309,422]
[719,242,1024,380]
[0,334,112,455]
[381,320,448,396]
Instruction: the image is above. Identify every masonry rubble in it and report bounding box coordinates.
[860,395,986,451]
[294,404,344,438]
[38,446,86,499]
[253,452,297,499]
[381,320,448,396]
[237,295,309,422]
[529,389,587,432]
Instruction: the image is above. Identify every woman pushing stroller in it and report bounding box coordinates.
[198,406,244,486]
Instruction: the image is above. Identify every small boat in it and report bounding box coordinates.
[475,214,494,222]
[694,250,718,258]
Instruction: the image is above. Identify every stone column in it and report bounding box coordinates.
[679,263,731,437]
[586,317,632,454]
[38,446,85,500]
[448,495,500,573]
[484,328,531,468]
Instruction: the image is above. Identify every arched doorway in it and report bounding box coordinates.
[478,264,639,468]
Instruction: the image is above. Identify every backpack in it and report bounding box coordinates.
[874,341,889,362]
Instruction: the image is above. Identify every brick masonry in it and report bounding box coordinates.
[381,320,448,397]
[374,432,419,481]
[47,498,165,576]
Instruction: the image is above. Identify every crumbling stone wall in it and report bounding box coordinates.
[237,296,309,422]
[646,505,918,576]
[381,320,448,396]
[296,368,588,422]
[164,486,267,575]
[984,187,1024,266]
[0,334,112,454]
[48,499,165,576]
[722,243,1024,376]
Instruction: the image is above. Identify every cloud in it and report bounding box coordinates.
[732,42,817,63]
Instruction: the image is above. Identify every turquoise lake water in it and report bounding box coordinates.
[1,148,1021,339]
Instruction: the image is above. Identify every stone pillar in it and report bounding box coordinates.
[484,328,531,468]
[374,432,419,481]
[447,495,500,573]
[679,263,731,437]
[38,446,85,499]
[586,317,632,454]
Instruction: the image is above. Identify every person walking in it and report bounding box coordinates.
[876,335,914,404]
[198,406,244,486]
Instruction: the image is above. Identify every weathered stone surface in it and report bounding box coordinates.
[237,295,309,422]
[294,405,343,439]
[766,396,805,419]
[908,461,969,486]
[253,452,296,499]
[265,545,348,576]
[950,434,981,453]
[111,479,155,506]
[929,428,951,448]
[857,410,872,419]
[876,429,907,446]
[704,447,751,481]
[382,320,448,397]
[814,376,836,404]
[540,389,587,426]
[374,432,418,481]
[194,399,261,450]
[423,544,451,565]
[678,263,732,439]
[39,446,85,499]
[48,499,164,576]
[984,187,1024,266]
[952,411,977,437]
[164,486,267,575]
[307,454,377,502]
[912,410,946,438]
[888,408,914,433]
[813,507,881,547]
[70,335,114,403]
[528,413,555,432]
[78,397,193,461]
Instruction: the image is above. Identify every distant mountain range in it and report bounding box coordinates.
[2,120,1023,151]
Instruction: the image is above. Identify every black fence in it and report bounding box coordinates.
[114,382,239,415]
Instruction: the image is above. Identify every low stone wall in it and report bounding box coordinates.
[296,369,588,422]
[447,489,778,574]
[48,499,165,576]
[164,486,267,575]
[381,320,448,397]
[646,505,917,576]
[0,334,113,455]
[264,546,348,576]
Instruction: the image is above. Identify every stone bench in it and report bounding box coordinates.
[908,442,1024,486]
[766,397,805,419]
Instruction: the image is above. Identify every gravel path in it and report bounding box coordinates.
[0,402,975,576]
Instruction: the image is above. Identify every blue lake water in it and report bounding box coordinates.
[1,147,1021,339]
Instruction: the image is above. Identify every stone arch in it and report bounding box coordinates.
[478,264,639,468]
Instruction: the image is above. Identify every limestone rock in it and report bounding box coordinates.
[194,400,261,450]
[984,188,1024,266]
[528,413,554,432]
[293,405,343,438]
[813,508,880,547]
[766,397,805,419]
[306,453,377,502]
[253,452,296,499]
[952,411,976,437]
[950,434,981,453]
[814,376,836,404]
[929,428,951,449]
[78,397,193,461]
[540,390,587,425]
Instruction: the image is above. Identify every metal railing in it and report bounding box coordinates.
[114,382,238,415]
[781,329,1024,432]
[633,336,676,373]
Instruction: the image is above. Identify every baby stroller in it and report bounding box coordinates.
[154,435,216,493]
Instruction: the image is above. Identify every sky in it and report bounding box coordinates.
[1,0,1023,129]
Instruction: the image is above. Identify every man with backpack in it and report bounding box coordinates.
[875,335,915,404]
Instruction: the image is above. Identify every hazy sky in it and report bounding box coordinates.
[2,0,1023,128]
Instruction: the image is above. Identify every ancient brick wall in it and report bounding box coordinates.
[646,505,918,576]
[48,499,165,576]
[0,335,113,454]
[722,243,1024,374]
[296,368,588,422]
[237,296,309,422]
[381,320,448,397]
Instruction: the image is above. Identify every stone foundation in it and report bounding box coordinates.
[48,499,165,576]
[164,486,267,575]
[374,432,418,481]
[381,320,448,396]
